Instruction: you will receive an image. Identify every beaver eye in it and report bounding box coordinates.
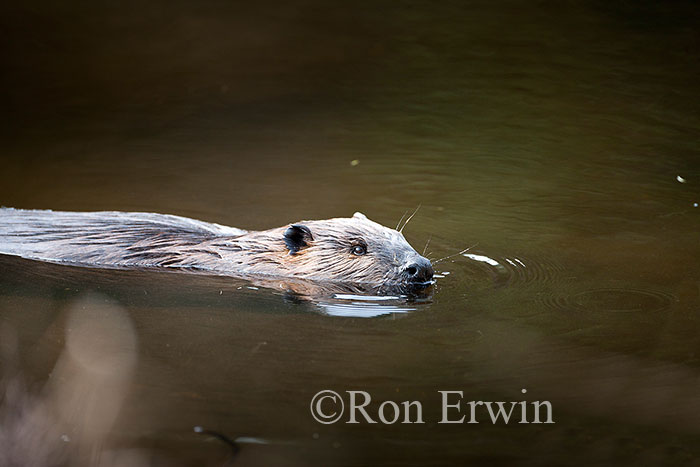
[351,244,367,256]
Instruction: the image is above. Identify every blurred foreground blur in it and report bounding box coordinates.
[0,294,145,467]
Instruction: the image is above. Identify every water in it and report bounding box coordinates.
[1,0,699,465]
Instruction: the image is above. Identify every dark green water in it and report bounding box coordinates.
[1,1,699,465]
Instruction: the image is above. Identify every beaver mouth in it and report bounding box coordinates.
[402,272,434,289]
[395,278,435,295]
[405,280,434,290]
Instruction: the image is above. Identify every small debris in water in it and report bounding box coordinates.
[350,159,360,166]
[194,426,241,457]
[251,341,267,354]
[235,437,269,445]
[505,257,526,268]
[60,434,70,442]
[219,290,223,295]
[676,175,686,183]
[463,253,501,267]
[246,286,259,290]
[694,203,698,208]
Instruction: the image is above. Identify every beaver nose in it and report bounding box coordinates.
[403,256,434,283]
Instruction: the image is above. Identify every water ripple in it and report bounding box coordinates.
[541,288,678,313]
[436,252,567,290]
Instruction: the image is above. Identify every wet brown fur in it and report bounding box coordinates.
[0,208,432,288]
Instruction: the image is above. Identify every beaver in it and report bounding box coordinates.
[0,208,434,292]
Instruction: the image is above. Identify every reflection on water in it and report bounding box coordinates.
[1,0,699,464]
[318,293,430,318]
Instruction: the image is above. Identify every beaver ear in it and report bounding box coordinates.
[353,212,367,220]
[284,224,313,255]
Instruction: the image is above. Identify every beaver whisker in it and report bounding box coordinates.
[433,243,479,264]
[398,204,421,234]
[396,210,409,231]
[422,235,432,256]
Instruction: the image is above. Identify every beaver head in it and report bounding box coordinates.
[231,212,433,289]
[285,212,433,286]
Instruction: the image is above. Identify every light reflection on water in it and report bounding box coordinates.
[319,293,426,318]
